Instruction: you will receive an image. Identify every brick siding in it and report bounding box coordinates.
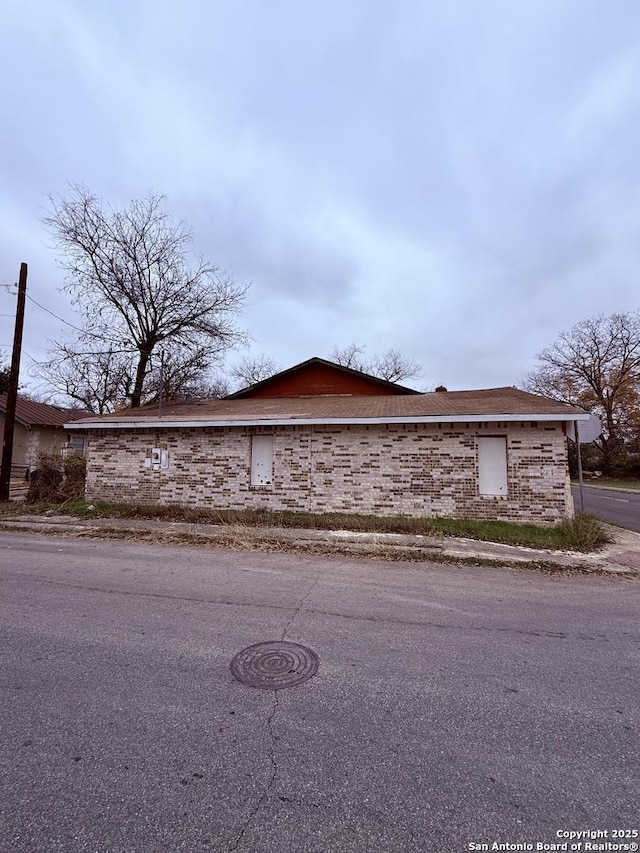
[85,422,573,522]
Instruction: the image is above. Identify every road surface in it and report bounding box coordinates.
[573,484,640,532]
[0,533,637,852]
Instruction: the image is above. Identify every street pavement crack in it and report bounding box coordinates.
[7,575,622,642]
[227,569,330,850]
[227,692,280,853]
[282,567,331,640]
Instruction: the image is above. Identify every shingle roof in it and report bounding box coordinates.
[0,394,92,428]
[69,387,587,429]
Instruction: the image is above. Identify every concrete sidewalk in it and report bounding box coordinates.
[1,513,639,575]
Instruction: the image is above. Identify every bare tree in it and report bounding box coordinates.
[524,312,640,472]
[368,348,422,383]
[44,185,247,409]
[145,345,221,403]
[330,344,421,383]
[330,344,367,373]
[231,354,281,389]
[40,346,132,414]
[198,372,231,399]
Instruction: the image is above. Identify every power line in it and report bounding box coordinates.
[25,294,126,345]
[26,294,92,335]
[0,345,40,362]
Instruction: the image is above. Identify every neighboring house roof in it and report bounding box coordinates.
[226,357,420,398]
[0,394,91,428]
[68,386,589,430]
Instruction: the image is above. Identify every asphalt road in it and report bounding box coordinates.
[573,484,640,532]
[0,533,638,853]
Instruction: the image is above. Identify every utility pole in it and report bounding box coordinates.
[0,263,28,502]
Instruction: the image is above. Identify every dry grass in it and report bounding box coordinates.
[1,519,626,576]
[0,500,612,552]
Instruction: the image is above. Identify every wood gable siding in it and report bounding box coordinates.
[228,359,419,399]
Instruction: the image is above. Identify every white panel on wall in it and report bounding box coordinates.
[251,435,273,485]
[478,436,508,496]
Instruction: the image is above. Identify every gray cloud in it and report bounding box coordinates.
[1,0,640,394]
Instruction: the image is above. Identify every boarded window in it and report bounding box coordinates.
[478,436,508,496]
[251,435,273,486]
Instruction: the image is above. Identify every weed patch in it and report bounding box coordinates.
[0,499,612,552]
[0,520,628,577]
[26,449,86,503]
[428,513,612,552]
[553,513,614,551]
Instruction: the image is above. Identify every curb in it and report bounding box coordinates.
[1,514,638,575]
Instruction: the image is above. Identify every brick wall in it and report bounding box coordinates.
[85,421,573,522]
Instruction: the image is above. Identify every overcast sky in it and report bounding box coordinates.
[2,0,640,396]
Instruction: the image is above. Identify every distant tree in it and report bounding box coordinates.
[525,312,640,474]
[0,357,10,394]
[198,372,231,399]
[329,343,367,373]
[330,344,421,384]
[368,349,422,383]
[231,354,281,389]
[43,184,248,409]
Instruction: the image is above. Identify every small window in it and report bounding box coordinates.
[251,435,273,486]
[68,435,86,453]
[478,436,508,496]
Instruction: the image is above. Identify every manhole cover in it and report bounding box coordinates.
[230,641,319,690]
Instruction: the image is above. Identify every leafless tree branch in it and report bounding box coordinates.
[44,184,248,408]
[231,354,281,390]
[524,312,640,471]
[330,344,421,383]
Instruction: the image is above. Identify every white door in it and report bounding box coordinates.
[251,435,273,485]
[478,436,508,496]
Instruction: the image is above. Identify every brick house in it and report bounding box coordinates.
[67,358,589,523]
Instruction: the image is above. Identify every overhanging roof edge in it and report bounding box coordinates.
[65,411,591,430]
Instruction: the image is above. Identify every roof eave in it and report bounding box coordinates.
[66,411,590,430]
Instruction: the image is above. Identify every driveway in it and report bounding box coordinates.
[573,484,640,532]
[0,533,637,852]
